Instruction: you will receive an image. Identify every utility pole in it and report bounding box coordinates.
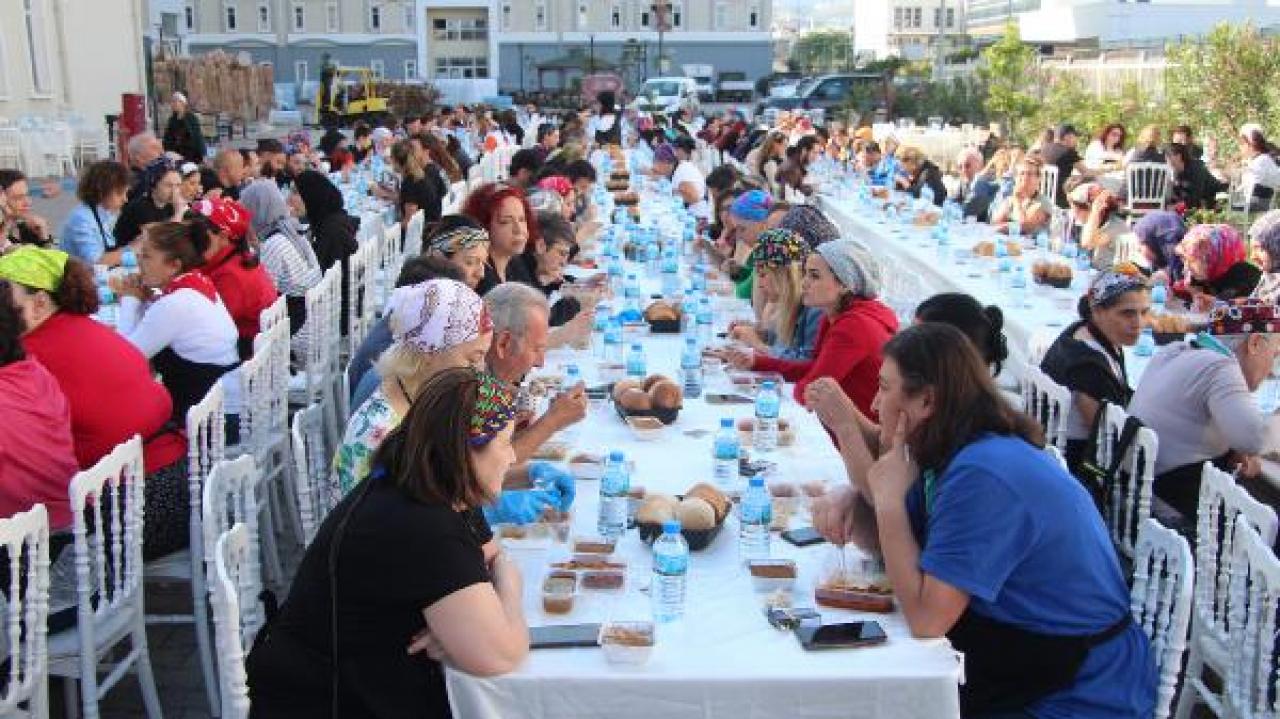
[933,0,946,81]
[653,0,670,75]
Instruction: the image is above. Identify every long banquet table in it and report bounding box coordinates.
[444,268,963,718]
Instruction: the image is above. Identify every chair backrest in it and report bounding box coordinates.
[1194,463,1280,655]
[1126,162,1170,212]
[259,294,287,334]
[0,504,49,716]
[1021,365,1072,451]
[185,383,227,585]
[233,338,271,454]
[302,266,342,398]
[250,319,291,450]
[200,456,263,640]
[1098,403,1158,558]
[402,209,426,258]
[210,523,252,719]
[375,219,400,309]
[1039,164,1059,204]
[1225,515,1280,719]
[1130,517,1194,719]
[344,240,375,356]
[1044,444,1068,470]
[291,401,338,545]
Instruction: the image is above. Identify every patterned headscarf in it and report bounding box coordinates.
[1207,298,1280,336]
[0,246,68,292]
[779,205,841,248]
[1088,263,1149,308]
[1133,211,1187,276]
[815,240,881,298]
[427,225,490,257]
[536,175,573,198]
[139,156,177,197]
[751,228,809,269]
[470,371,518,447]
[730,189,774,223]
[1249,210,1280,273]
[387,278,491,355]
[286,129,311,155]
[1177,224,1247,283]
[191,196,251,241]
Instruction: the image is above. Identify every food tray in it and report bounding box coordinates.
[637,519,724,552]
[612,392,680,425]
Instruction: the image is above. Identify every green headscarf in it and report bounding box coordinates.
[0,246,68,292]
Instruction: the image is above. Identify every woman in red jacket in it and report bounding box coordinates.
[193,196,279,358]
[0,246,191,560]
[726,239,898,418]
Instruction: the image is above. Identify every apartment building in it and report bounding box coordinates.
[854,0,967,61]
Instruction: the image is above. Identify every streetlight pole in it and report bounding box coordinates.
[653,0,670,75]
[934,0,946,81]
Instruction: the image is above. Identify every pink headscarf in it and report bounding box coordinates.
[1177,224,1246,283]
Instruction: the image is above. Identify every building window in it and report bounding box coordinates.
[913,8,922,28]
[434,56,488,79]
[184,2,194,31]
[714,1,728,29]
[670,1,683,29]
[640,10,650,27]
[749,4,760,28]
[433,17,489,40]
[577,2,589,30]
[326,1,339,31]
[404,59,417,79]
[502,3,511,30]
[371,59,385,78]
[224,1,238,31]
[893,7,903,29]
[369,3,382,31]
[405,4,415,29]
[294,60,308,83]
[0,32,10,99]
[611,2,623,28]
[22,0,51,95]
[257,2,271,32]
[946,8,955,27]
[534,0,547,30]
[292,3,305,31]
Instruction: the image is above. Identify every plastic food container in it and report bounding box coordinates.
[748,559,798,593]
[541,571,579,615]
[626,415,668,441]
[599,621,655,665]
[581,569,626,591]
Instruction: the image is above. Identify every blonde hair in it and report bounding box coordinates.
[898,146,925,170]
[983,148,1012,178]
[761,264,806,347]
[1136,124,1161,149]
[374,344,448,398]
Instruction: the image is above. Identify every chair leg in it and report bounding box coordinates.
[131,623,165,719]
[259,494,283,584]
[1173,646,1203,719]
[274,447,305,545]
[191,573,221,718]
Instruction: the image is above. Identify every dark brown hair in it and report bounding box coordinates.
[76,161,130,206]
[45,256,99,315]
[884,323,1043,472]
[0,282,27,365]
[414,132,462,183]
[1095,123,1127,150]
[145,220,212,272]
[371,367,507,507]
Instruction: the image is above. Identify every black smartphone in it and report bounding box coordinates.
[704,393,754,405]
[781,526,826,547]
[529,623,602,649]
[795,621,888,650]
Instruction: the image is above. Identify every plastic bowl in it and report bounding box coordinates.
[598,621,655,665]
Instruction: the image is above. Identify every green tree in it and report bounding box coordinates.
[978,23,1039,140]
[789,31,855,74]
[1164,22,1280,150]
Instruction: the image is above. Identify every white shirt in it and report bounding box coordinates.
[1245,152,1280,191]
[671,160,709,218]
[1083,140,1124,170]
[118,288,242,413]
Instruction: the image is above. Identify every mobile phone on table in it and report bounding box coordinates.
[704,393,754,405]
[795,620,888,650]
[781,526,826,547]
[529,623,602,649]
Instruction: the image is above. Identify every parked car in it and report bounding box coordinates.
[716,72,755,102]
[683,64,717,103]
[757,73,885,118]
[630,77,701,116]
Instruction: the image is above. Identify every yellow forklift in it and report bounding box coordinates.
[316,65,391,127]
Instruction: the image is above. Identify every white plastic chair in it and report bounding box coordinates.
[252,316,303,548]
[402,209,426,259]
[258,295,287,335]
[291,266,343,449]
[291,401,339,545]
[1021,365,1072,451]
[344,240,376,360]
[1096,403,1158,559]
[145,384,224,717]
[1130,518,1193,719]
[210,524,254,719]
[0,127,22,171]
[201,456,264,643]
[0,504,50,719]
[49,436,162,719]
[1126,162,1170,215]
[228,333,284,582]
[1224,515,1280,719]
[1039,164,1059,205]
[1175,463,1280,719]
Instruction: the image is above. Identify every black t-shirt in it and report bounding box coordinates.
[1040,142,1082,208]
[248,471,493,718]
[114,197,175,246]
[398,174,441,223]
[476,253,536,296]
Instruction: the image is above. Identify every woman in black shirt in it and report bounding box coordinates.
[114,157,183,247]
[247,368,527,718]
[391,140,442,226]
[1167,142,1227,211]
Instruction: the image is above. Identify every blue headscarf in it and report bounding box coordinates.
[1134,211,1186,278]
[1250,210,1280,272]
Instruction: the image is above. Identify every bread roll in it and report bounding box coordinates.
[636,494,678,525]
[677,497,717,531]
[685,482,730,523]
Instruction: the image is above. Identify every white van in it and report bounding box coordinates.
[630,77,700,116]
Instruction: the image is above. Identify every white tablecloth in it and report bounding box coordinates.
[445,275,962,718]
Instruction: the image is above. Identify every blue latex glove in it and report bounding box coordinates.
[483,489,557,526]
[528,461,577,511]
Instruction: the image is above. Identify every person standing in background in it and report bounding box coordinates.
[162,92,207,165]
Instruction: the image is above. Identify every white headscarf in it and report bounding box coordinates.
[387,278,491,355]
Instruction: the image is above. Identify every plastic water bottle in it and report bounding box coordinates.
[1135,327,1156,357]
[566,364,582,388]
[604,317,623,362]
[680,337,703,399]
[645,240,661,277]
[682,291,699,335]
[1151,281,1168,314]
[754,380,781,453]
[593,303,610,357]
[739,477,773,562]
[120,248,137,269]
[651,520,689,623]
[696,297,713,342]
[920,184,934,207]
[691,264,707,292]
[661,247,681,296]
[96,286,117,326]
[626,343,647,378]
[1009,265,1028,308]
[598,451,630,539]
[713,418,740,488]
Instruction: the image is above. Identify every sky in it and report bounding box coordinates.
[775,0,854,28]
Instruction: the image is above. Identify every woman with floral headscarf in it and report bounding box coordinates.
[1040,265,1151,479]
[1249,211,1280,302]
[1133,211,1186,288]
[425,215,490,290]
[726,228,821,361]
[1175,223,1261,307]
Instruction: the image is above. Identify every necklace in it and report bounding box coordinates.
[395,377,412,404]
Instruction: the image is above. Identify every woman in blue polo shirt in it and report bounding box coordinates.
[860,323,1154,718]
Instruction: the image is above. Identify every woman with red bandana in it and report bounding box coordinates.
[193,196,280,358]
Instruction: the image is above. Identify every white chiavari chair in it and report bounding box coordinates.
[209,524,253,719]
[1125,162,1171,215]
[1224,515,1280,719]
[0,504,50,719]
[1097,403,1158,559]
[1130,518,1194,719]
[200,456,264,644]
[290,401,339,546]
[1020,365,1072,451]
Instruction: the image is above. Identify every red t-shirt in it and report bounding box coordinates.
[203,245,279,342]
[0,359,78,529]
[752,298,899,419]
[22,312,186,474]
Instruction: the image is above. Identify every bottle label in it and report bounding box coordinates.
[654,551,688,576]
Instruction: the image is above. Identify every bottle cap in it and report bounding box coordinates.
[761,380,777,390]
[720,417,734,428]
[631,343,642,351]
[609,450,625,462]
[749,477,765,488]
[662,520,682,534]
